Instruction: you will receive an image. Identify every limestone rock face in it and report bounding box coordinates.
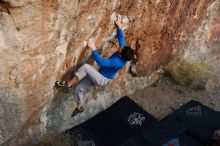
[0,0,219,145]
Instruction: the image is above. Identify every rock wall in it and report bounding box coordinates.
[0,0,219,145]
[182,0,220,94]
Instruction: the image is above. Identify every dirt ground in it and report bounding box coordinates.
[130,76,220,120]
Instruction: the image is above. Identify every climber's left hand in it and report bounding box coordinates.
[87,39,96,51]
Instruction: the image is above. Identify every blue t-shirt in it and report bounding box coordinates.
[91,29,126,79]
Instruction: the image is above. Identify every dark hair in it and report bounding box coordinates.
[121,46,135,61]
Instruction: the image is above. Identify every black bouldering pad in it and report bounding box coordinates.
[66,124,100,146]
[66,96,157,146]
[139,118,186,146]
[162,131,205,146]
[120,135,146,146]
[162,100,220,144]
[65,98,220,146]
[138,118,205,146]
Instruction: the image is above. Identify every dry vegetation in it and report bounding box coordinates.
[165,58,212,89]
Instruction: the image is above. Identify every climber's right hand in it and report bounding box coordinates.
[114,14,122,29]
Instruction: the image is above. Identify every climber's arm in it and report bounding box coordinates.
[91,50,114,67]
[117,28,125,48]
[87,39,115,67]
[115,14,125,50]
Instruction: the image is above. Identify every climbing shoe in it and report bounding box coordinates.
[71,107,84,117]
[55,81,69,88]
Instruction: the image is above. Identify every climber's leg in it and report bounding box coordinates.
[71,64,110,117]
[67,63,97,87]
[74,76,95,104]
[68,76,78,87]
[75,64,109,86]
[56,77,78,88]
[71,102,84,117]
[56,63,109,88]
[56,63,93,88]
[71,76,94,117]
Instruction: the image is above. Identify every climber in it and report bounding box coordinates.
[55,14,135,117]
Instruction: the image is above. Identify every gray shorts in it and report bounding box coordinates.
[74,64,110,102]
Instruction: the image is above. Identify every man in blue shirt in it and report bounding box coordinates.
[56,15,134,116]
